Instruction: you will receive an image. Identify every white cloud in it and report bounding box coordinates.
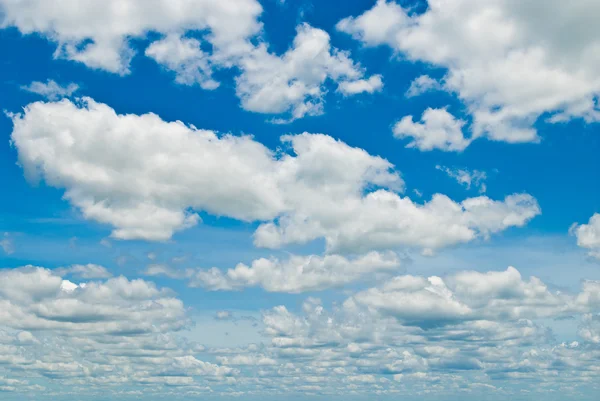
[405,75,442,98]
[185,251,401,293]
[393,108,471,152]
[21,79,78,100]
[571,214,600,260]
[436,165,487,193]
[10,97,539,253]
[338,74,383,96]
[0,266,235,395]
[351,266,580,328]
[1,2,379,121]
[255,192,540,255]
[338,0,600,145]
[235,24,377,122]
[54,264,113,279]
[0,0,263,74]
[145,34,219,90]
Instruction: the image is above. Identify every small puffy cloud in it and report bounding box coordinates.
[236,24,377,122]
[436,165,487,193]
[338,74,383,96]
[215,311,233,321]
[145,34,219,90]
[405,75,442,98]
[21,80,79,100]
[571,213,600,260]
[393,108,471,152]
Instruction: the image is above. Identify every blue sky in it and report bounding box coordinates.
[0,0,600,400]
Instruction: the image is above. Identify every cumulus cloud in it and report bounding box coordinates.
[1,1,378,121]
[21,79,79,100]
[252,269,600,394]
[9,97,540,253]
[338,74,383,96]
[145,34,219,90]
[0,0,262,74]
[436,165,487,193]
[571,214,600,260]
[0,266,234,395]
[235,24,379,122]
[351,267,579,328]
[338,0,600,146]
[393,108,471,152]
[175,252,401,293]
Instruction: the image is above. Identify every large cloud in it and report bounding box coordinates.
[338,0,600,147]
[10,97,540,253]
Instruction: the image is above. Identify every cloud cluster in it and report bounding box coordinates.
[1,0,379,121]
[10,98,540,252]
[0,266,237,396]
[338,0,600,147]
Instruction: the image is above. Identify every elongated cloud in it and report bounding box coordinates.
[10,97,540,254]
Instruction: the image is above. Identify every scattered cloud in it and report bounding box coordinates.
[436,165,487,193]
[21,80,79,100]
[393,108,471,152]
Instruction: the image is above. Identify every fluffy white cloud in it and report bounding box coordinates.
[351,267,579,327]
[338,0,600,145]
[235,24,378,122]
[436,165,487,193]
[145,34,219,90]
[0,0,262,74]
[571,213,600,260]
[10,97,540,253]
[21,79,78,100]
[157,251,401,293]
[338,74,383,96]
[255,192,540,254]
[393,108,471,152]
